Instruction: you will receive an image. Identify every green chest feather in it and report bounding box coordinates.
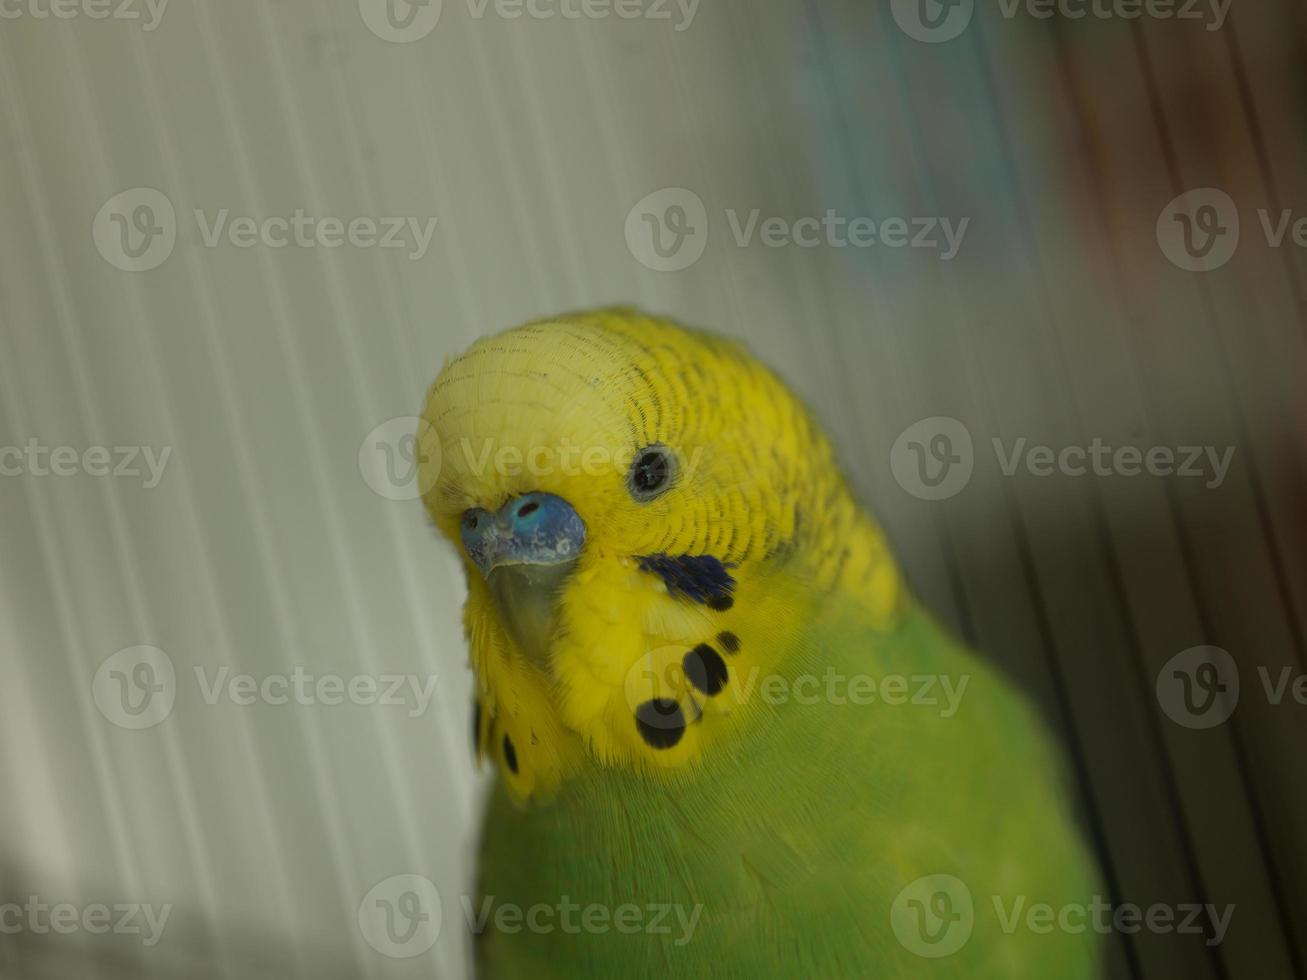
[473,602,1102,979]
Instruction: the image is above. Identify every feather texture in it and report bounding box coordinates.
[418,309,1100,976]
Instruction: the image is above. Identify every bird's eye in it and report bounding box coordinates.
[627,444,676,502]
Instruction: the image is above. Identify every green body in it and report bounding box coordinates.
[475,595,1101,977]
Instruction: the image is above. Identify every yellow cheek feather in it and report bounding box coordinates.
[465,570,583,803]
[568,561,817,772]
[472,553,819,803]
[424,309,905,806]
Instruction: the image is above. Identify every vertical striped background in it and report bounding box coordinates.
[0,2,1303,977]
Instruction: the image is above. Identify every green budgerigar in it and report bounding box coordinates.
[419,309,1101,977]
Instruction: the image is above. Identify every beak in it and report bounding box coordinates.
[460,493,586,665]
[460,492,586,578]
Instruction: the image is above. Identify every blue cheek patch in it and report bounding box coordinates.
[635,554,736,608]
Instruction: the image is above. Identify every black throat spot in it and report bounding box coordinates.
[635,554,736,606]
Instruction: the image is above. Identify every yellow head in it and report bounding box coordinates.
[419,309,901,802]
